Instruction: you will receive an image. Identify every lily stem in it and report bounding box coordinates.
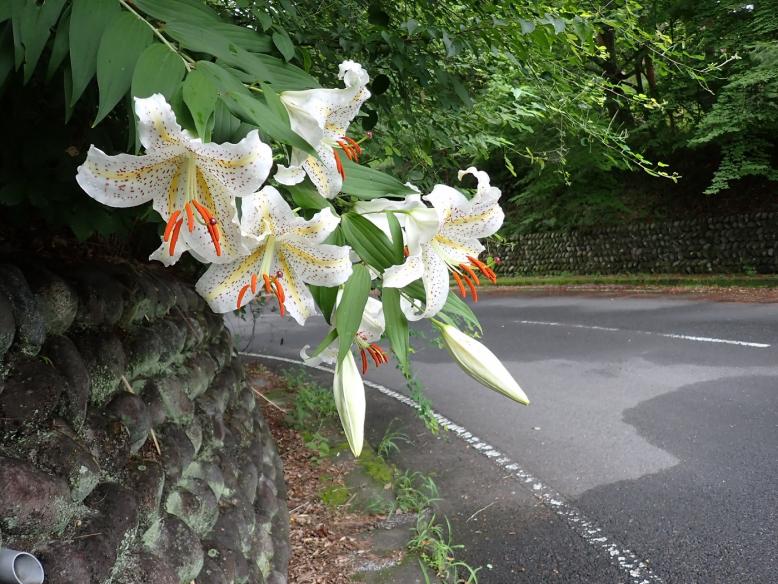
[119,0,195,71]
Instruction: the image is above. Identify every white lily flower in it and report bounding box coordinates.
[437,323,529,405]
[355,193,440,256]
[76,94,272,266]
[276,60,371,199]
[301,295,388,372]
[383,168,504,320]
[195,186,352,324]
[333,351,366,457]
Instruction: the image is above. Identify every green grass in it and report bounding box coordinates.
[485,273,778,288]
[409,514,481,583]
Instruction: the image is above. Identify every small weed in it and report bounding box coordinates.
[377,419,412,459]
[302,431,332,461]
[365,496,394,515]
[283,370,337,431]
[394,471,440,514]
[321,484,351,507]
[409,514,480,583]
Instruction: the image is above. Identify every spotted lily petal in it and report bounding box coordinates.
[196,186,352,325]
[382,168,503,319]
[279,60,371,199]
[76,94,273,266]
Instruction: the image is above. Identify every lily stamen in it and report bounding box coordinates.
[467,255,497,283]
[343,136,363,156]
[333,149,346,180]
[169,217,184,256]
[459,263,480,286]
[185,203,195,232]
[452,271,467,298]
[191,200,222,257]
[237,283,251,309]
[163,210,182,242]
[360,349,369,374]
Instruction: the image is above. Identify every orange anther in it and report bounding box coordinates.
[263,273,272,294]
[463,273,478,302]
[164,210,182,242]
[333,149,345,180]
[185,203,195,232]
[367,345,382,367]
[169,218,184,256]
[273,278,285,304]
[191,199,212,221]
[459,263,480,286]
[360,349,368,374]
[237,283,251,309]
[452,271,467,298]
[344,136,363,155]
[250,273,258,294]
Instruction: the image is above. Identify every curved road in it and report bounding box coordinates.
[230,292,778,583]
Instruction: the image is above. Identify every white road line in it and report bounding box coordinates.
[515,320,771,348]
[241,351,664,584]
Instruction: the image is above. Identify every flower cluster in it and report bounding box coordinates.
[76,60,528,457]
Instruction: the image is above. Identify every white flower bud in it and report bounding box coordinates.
[333,351,366,456]
[438,323,529,405]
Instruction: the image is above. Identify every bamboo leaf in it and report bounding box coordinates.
[341,158,416,199]
[335,264,371,364]
[94,11,152,125]
[69,0,119,106]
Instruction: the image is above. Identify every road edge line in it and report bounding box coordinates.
[240,351,664,584]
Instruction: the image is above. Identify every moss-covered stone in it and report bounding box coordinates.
[0,357,65,434]
[0,456,74,538]
[143,513,204,582]
[0,263,45,356]
[73,331,126,406]
[43,335,90,430]
[22,265,78,335]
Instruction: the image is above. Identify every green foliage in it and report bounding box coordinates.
[394,471,440,513]
[409,514,481,583]
[284,370,338,431]
[376,419,412,459]
[690,42,778,193]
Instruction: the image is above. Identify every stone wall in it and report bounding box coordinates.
[495,212,778,275]
[0,259,288,584]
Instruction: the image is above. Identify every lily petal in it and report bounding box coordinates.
[76,146,179,208]
[289,207,341,245]
[302,144,342,199]
[414,246,450,321]
[134,94,187,151]
[382,252,425,290]
[190,130,272,195]
[195,246,264,313]
[274,163,306,186]
[281,240,353,287]
[273,250,317,325]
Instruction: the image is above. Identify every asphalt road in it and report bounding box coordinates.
[230,292,778,583]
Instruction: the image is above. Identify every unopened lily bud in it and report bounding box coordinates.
[437,323,529,405]
[333,351,366,456]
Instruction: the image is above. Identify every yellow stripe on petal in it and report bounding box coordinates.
[282,242,349,268]
[166,163,184,216]
[277,251,308,320]
[206,247,263,300]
